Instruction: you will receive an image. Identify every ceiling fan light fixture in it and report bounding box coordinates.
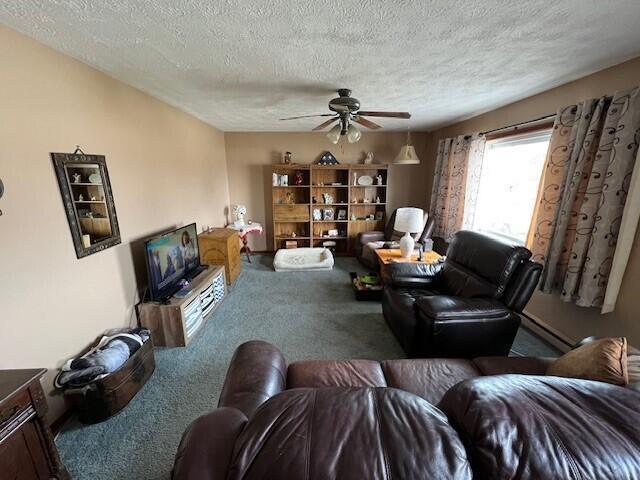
[347,124,361,143]
[327,124,341,144]
[394,130,421,164]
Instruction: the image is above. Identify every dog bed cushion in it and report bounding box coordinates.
[273,248,334,271]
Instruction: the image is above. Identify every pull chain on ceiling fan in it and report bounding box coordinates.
[280,89,411,144]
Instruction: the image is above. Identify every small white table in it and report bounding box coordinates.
[227,222,263,263]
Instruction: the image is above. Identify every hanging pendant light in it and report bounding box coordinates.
[394,128,420,164]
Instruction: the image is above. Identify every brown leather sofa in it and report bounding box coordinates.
[383,230,542,358]
[173,341,640,479]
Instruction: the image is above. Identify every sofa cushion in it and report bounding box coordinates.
[547,337,628,386]
[439,375,640,480]
[473,356,555,376]
[287,360,387,389]
[381,359,480,404]
[228,387,472,480]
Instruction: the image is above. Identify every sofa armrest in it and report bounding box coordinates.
[415,296,510,321]
[384,262,443,289]
[173,407,247,480]
[357,231,385,245]
[218,341,287,418]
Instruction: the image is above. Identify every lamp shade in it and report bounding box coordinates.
[394,207,424,233]
[346,124,361,143]
[394,145,420,164]
[327,124,341,144]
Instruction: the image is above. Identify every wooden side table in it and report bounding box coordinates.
[375,249,442,284]
[0,369,70,479]
[198,228,242,284]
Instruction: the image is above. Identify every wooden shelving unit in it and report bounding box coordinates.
[272,164,388,254]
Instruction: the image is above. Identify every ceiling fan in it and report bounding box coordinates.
[280,88,411,144]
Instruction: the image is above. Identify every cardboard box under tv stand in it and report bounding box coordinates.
[138,265,226,347]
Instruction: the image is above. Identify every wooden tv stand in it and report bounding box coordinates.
[138,266,226,347]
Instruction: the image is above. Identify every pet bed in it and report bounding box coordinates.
[273,247,334,272]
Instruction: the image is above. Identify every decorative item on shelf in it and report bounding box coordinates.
[337,209,347,220]
[364,152,374,164]
[353,172,358,186]
[351,213,357,221]
[367,214,375,220]
[394,129,421,164]
[323,208,334,220]
[294,171,304,185]
[357,175,373,186]
[312,196,317,204]
[282,151,292,164]
[72,172,81,183]
[78,193,84,201]
[328,229,339,237]
[330,182,342,186]
[279,174,289,186]
[313,208,322,221]
[395,207,424,257]
[285,192,294,204]
[272,173,279,186]
[375,211,384,221]
[322,193,333,204]
[363,198,370,203]
[88,173,101,184]
[317,151,339,165]
[376,174,383,185]
[232,204,247,227]
[90,195,97,201]
[376,196,381,203]
[291,232,297,238]
[285,240,297,249]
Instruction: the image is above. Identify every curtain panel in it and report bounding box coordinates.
[429,134,485,242]
[526,86,640,309]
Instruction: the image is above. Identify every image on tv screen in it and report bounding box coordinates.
[146,224,199,296]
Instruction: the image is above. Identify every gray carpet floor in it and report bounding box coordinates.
[56,255,559,479]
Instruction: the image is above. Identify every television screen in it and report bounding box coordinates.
[145,223,200,300]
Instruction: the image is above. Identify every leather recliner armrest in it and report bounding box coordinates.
[415,296,510,321]
[385,262,443,289]
[358,231,385,245]
[218,341,287,418]
[172,407,248,480]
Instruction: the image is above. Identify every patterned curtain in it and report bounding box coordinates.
[526,87,640,308]
[429,134,485,242]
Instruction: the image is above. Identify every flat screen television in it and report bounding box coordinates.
[144,223,202,300]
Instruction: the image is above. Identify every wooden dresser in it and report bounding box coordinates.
[0,369,69,479]
[198,228,241,284]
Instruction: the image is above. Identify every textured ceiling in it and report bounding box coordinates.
[2,1,640,132]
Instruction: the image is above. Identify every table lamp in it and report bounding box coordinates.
[394,207,424,258]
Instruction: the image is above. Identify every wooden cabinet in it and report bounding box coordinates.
[0,369,69,479]
[198,229,241,284]
[272,164,388,254]
[138,266,226,347]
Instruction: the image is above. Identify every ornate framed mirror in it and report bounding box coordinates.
[51,149,121,258]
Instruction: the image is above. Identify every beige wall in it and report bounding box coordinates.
[225,132,431,251]
[0,25,230,421]
[428,56,640,346]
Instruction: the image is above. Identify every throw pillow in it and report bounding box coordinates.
[628,355,640,392]
[547,337,628,386]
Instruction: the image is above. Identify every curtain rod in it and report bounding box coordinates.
[479,113,556,136]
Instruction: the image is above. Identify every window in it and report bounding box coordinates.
[471,130,551,244]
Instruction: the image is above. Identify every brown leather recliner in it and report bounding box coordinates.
[355,208,435,269]
[382,230,542,358]
[173,341,640,480]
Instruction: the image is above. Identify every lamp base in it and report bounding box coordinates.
[399,232,415,258]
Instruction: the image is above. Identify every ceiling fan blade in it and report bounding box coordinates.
[357,111,411,119]
[280,113,336,120]
[353,116,382,130]
[312,117,339,131]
